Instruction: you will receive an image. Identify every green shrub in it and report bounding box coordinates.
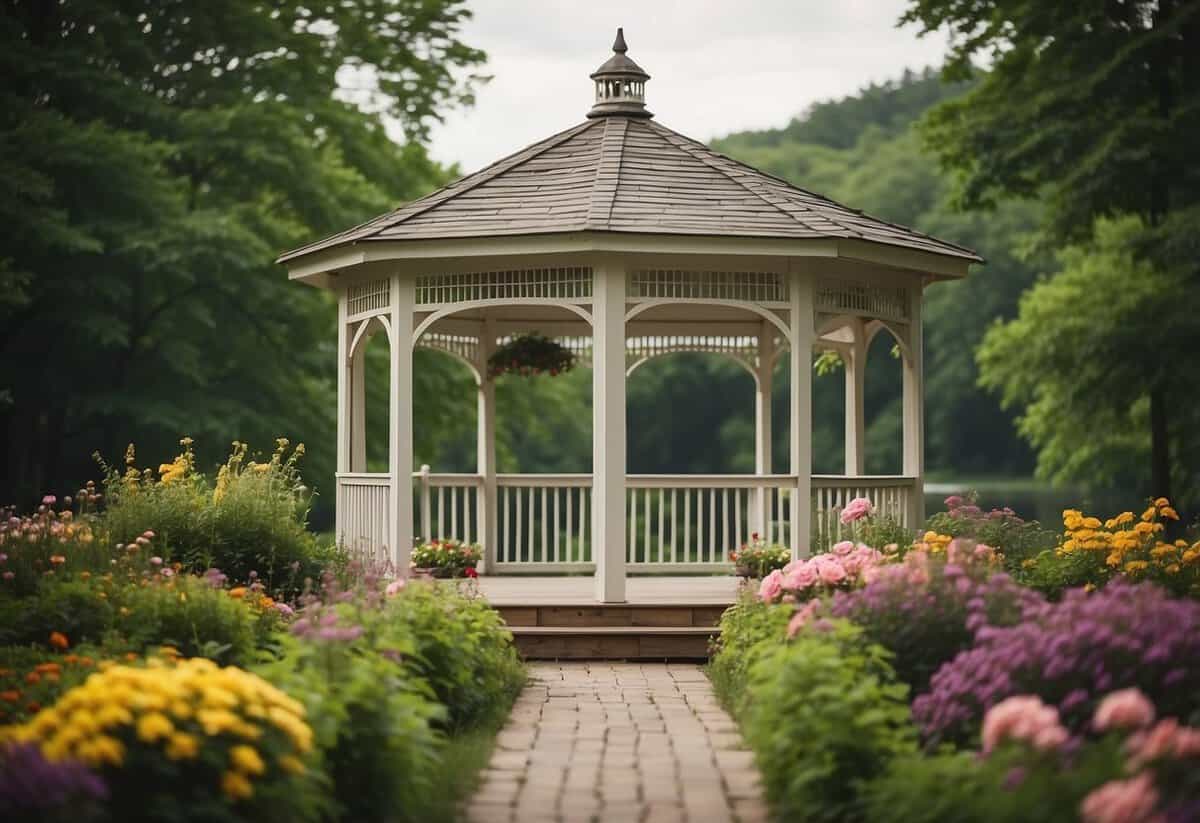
[372,580,525,732]
[742,621,916,822]
[257,635,443,822]
[707,593,791,712]
[0,580,114,649]
[100,439,340,595]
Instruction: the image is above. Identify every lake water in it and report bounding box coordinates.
[925,480,1135,527]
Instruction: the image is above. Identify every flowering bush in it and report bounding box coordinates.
[865,689,1200,823]
[0,741,107,821]
[757,541,885,604]
[823,546,1040,693]
[924,493,1057,570]
[410,538,481,576]
[913,581,1200,745]
[742,620,916,822]
[6,657,320,822]
[100,438,339,594]
[0,490,109,595]
[730,534,790,577]
[1020,498,1200,597]
[0,650,98,725]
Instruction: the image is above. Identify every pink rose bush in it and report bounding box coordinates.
[840,496,874,525]
[758,542,885,604]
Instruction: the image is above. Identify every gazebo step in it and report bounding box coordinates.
[495,603,729,629]
[508,626,718,660]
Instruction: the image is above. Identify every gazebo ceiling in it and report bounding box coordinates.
[278,30,980,267]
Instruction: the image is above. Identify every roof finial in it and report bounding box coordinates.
[588,27,652,119]
[613,27,628,54]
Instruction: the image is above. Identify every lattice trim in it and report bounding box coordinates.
[347,278,390,318]
[416,268,593,308]
[625,335,759,372]
[628,270,788,304]
[815,280,909,323]
[416,333,480,368]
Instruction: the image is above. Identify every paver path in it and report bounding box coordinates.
[465,662,768,823]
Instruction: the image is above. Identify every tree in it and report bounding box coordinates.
[0,1,484,521]
[902,0,1200,501]
[978,217,1200,503]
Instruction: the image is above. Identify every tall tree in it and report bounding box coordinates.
[0,1,484,518]
[902,0,1200,501]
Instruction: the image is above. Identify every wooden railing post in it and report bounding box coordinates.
[419,464,432,541]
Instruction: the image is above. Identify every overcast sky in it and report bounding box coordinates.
[423,0,951,172]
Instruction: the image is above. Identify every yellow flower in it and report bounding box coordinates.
[221,770,254,801]
[136,711,173,743]
[1161,506,1179,521]
[1134,521,1155,535]
[277,753,306,775]
[197,708,239,736]
[1123,560,1150,574]
[80,734,125,767]
[1140,506,1156,522]
[165,732,199,761]
[1154,497,1170,508]
[230,744,266,776]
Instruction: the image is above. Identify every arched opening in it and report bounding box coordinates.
[348,317,390,473]
[863,325,906,476]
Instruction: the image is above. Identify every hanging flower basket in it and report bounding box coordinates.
[487,333,575,379]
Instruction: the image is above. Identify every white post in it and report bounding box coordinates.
[789,271,815,559]
[592,258,627,602]
[476,318,498,573]
[389,275,416,573]
[844,320,866,476]
[902,283,925,529]
[335,291,349,544]
[754,322,774,537]
[419,464,432,541]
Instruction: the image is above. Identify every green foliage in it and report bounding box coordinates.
[101,440,341,593]
[1016,549,1108,599]
[0,0,484,524]
[977,217,1200,505]
[924,493,1058,569]
[707,594,792,713]
[741,621,916,822]
[374,581,525,733]
[0,580,113,649]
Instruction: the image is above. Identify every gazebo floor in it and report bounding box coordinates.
[475,575,746,660]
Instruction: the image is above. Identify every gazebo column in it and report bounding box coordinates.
[389,275,416,572]
[789,272,815,559]
[335,291,349,542]
[592,259,627,602]
[902,285,925,528]
[476,318,498,573]
[844,320,866,476]
[754,323,774,535]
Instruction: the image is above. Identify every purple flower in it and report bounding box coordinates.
[0,742,106,813]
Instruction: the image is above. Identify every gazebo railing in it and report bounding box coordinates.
[336,471,919,570]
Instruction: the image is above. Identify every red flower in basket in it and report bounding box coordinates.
[464,567,478,579]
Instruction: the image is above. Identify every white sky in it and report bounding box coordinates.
[423,0,951,173]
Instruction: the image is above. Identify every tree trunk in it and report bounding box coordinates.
[1149,386,1171,503]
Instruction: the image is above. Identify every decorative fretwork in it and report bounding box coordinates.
[347,278,390,319]
[628,270,788,305]
[625,334,759,374]
[416,333,480,369]
[415,268,593,308]
[815,280,909,324]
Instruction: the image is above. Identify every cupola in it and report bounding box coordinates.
[587,27,652,118]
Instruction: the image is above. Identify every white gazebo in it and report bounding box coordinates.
[278,30,979,603]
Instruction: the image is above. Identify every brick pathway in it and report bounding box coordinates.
[465,662,768,823]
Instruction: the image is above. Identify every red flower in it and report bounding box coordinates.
[464,567,478,579]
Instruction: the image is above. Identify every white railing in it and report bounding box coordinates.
[336,473,392,562]
[811,475,917,550]
[413,467,482,545]
[625,475,795,569]
[496,474,593,571]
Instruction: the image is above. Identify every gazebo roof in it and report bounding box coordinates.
[278,32,980,266]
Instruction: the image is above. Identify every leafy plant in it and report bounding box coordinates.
[707,593,792,713]
[729,535,791,577]
[486,334,575,379]
[409,539,481,577]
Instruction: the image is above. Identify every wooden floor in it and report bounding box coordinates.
[476,576,746,660]
[476,575,745,607]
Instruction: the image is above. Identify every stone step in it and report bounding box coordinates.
[508,625,718,660]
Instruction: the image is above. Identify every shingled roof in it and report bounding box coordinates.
[278,32,980,266]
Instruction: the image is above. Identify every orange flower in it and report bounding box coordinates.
[25,672,40,685]
[124,653,138,662]
[0,690,20,702]
[49,555,66,565]
[78,656,94,667]
[228,587,247,599]
[34,663,61,674]
[49,631,69,650]
[26,701,40,714]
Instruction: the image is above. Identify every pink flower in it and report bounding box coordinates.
[787,599,822,638]
[831,540,855,556]
[783,562,818,592]
[1080,774,1161,823]
[2,572,13,581]
[161,568,174,577]
[42,495,56,506]
[981,695,1068,753]
[385,579,406,597]
[815,556,847,586]
[839,497,873,525]
[149,556,163,566]
[758,569,784,603]
[1094,688,1156,732]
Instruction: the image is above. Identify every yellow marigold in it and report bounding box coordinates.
[221,770,254,801]
[197,708,239,736]
[135,711,173,743]
[228,587,247,599]
[1134,521,1156,535]
[230,744,266,776]
[1154,497,1170,508]
[1141,506,1156,522]
[277,754,306,775]
[78,734,125,767]
[1123,560,1150,574]
[1161,506,1179,521]
[1167,564,1181,574]
[165,732,199,760]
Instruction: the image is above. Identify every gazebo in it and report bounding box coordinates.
[278,30,979,603]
